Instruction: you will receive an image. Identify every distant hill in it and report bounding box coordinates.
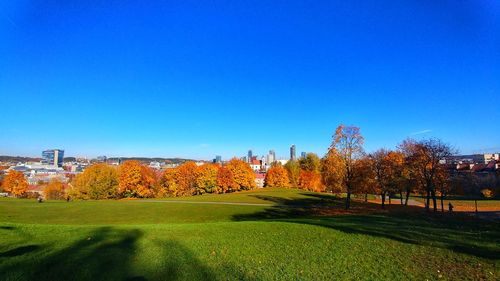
[0,156,41,163]
[107,157,197,164]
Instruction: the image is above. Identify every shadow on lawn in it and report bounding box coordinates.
[0,227,220,281]
[233,193,500,260]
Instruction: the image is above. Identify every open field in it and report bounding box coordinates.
[1,188,499,280]
[410,197,500,212]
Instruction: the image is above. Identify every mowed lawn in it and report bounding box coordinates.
[0,188,498,280]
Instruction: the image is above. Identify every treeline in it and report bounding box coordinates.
[67,158,256,199]
[268,125,498,211]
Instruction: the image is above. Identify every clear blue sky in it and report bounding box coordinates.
[1,1,498,160]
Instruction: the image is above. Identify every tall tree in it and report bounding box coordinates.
[216,166,237,193]
[405,139,454,212]
[2,170,28,197]
[118,160,157,198]
[298,153,321,172]
[176,161,199,196]
[351,155,376,202]
[370,149,404,209]
[71,163,118,199]
[265,165,291,187]
[284,160,300,187]
[225,158,256,190]
[196,164,219,194]
[330,125,364,209]
[321,148,345,194]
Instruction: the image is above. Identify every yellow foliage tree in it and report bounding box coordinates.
[265,165,290,187]
[225,158,256,190]
[196,164,219,194]
[71,163,118,199]
[2,170,28,197]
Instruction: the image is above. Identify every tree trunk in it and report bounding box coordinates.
[381,192,386,209]
[388,195,391,205]
[405,189,410,206]
[400,191,404,205]
[431,190,437,212]
[440,193,444,212]
[364,193,368,202]
[345,191,351,210]
[425,190,430,212]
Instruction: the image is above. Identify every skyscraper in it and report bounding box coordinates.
[290,145,296,161]
[301,152,307,159]
[248,149,253,163]
[267,150,276,164]
[41,149,65,167]
[215,155,222,163]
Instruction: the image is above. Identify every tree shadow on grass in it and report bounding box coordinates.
[233,193,500,260]
[0,227,225,281]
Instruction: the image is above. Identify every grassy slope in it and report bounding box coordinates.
[1,188,498,281]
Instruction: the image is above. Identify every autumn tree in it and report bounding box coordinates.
[265,165,290,187]
[71,163,118,199]
[225,158,256,190]
[175,161,199,196]
[330,125,364,209]
[298,153,321,172]
[196,164,219,194]
[435,167,451,212]
[216,166,237,193]
[351,155,376,202]
[370,149,404,209]
[2,170,28,197]
[158,168,179,197]
[284,160,300,187]
[321,148,345,194]
[298,153,324,192]
[118,160,157,198]
[405,139,454,212]
[44,179,66,200]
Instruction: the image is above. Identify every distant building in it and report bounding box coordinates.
[446,153,500,164]
[290,145,296,161]
[250,159,261,172]
[41,149,64,167]
[248,150,253,163]
[255,173,265,188]
[301,152,307,159]
[96,156,107,162]
[214,155,222,163]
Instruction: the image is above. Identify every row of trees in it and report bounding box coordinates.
[69,159,256,199]
[266,125,458,212]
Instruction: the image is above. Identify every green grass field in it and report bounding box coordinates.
[1,188,498,280]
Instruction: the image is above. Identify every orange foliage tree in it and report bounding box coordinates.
[299,170,324,192]
[118,160,157,198]
[158,168,179,197]
[44,179,66,200]
[225,158,256,191]
[265,165,290,187]
[216,166,237,193]
[2,170,28,197]
[175,161,199,196]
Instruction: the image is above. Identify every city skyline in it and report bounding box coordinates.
[1,1,498,159]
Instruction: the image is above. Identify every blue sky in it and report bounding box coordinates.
[0,1,499,160]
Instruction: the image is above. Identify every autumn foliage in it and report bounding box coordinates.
[71,163,119,199]
[265,165,290,187]
[2,170,28,197]
[118,160,157,198]
[44,179,66,200]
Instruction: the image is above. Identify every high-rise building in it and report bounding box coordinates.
[41,149,65,167]
[267,150,276,164]
[290,145,296,161]
[301,152,307,158]
[215,155,222,163]
[248,150,253,163]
